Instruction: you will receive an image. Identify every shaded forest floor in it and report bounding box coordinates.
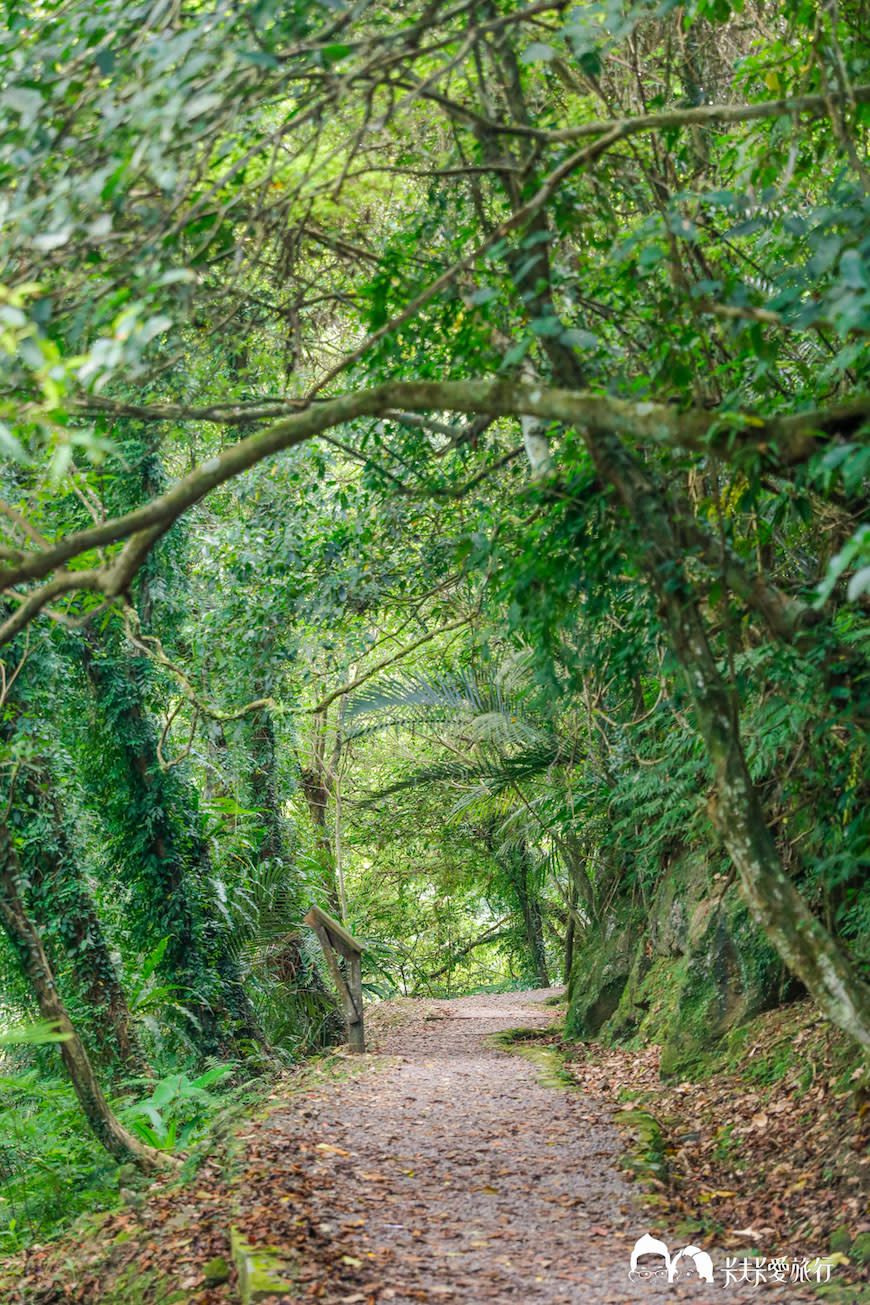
[0,991,864,1303]
[560,998,870,1301]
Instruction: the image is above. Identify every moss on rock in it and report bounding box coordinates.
[565,902,639,1040]
[202,1255,231,1285]
[230,1226,298,1304]
[566,850,792,1077]
[659,895,784,1077]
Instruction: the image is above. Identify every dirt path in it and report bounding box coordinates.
[7,988,826,1304]
[244,989,817,1303]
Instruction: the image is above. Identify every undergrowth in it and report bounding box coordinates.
[0,1063,272,1252]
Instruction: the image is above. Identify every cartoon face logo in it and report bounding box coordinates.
[629,1234,672,1280]
[670,1245,714,1283]
[628,1234,715,1284]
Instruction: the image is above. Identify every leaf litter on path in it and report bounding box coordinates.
[2,991,830,1303]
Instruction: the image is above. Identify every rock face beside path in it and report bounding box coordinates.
[565,852,792,1078]
[249,990,815,1304]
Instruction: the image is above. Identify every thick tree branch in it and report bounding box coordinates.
[423,918,513,981]
[2,380,868,646]
[477,83,870,144]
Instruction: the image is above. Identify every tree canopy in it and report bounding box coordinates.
[1,0,869,1188]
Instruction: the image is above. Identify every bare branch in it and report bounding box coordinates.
[470,83,870,144]
[121,607,276,727]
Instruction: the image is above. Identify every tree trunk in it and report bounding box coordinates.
[562,883,578,987]
[300,707,342,916]
[0,826,171,1172]
[484,31,870,1054]
[250,707,288,867]
[22,766,150,1076]
[509,846,550,988]
[80,631,200,983]
[81,628,270,1058]
[249,704,334,1024]
[578,418,870,1054]
[0,663,149,1078]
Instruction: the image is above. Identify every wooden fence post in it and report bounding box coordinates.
[304,904,366,1053]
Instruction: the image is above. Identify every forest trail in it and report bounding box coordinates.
[232,989,817,1304]
[7,990,827,1305]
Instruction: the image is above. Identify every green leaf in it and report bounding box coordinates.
[560,328,599,349]
[813,525,870,606]
[0,86,43,121]
[0,1020,71,1046]
[138,314,173,344]
[240,50,280,68]
[321,44,351,65]
[32,231,71,253]
[578,49,602,78]
[501,338,532,367]
[840,249,869,291]
[637,244,667,271]
[530,316,562,337]
[847,565,870,602]
[0,305,27,327]
[183,92,222,121]
[17,335,45,369]
[520,42,555,63]
[0,421,30,464]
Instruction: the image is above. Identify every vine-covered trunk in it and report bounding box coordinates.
[82,629,269,1057]
[504,843,550,989]
[250,707,287,866]
[484,27,870,1053]
[0,826,170,1172]
[249,705,334,1022]
[582,422,870,1054]
[27,777,150,1076]
[0,670,148,1075]
[663,582,870,1052]
[562,881,579,987]
[81,631,199,982]
[300,707,342,917]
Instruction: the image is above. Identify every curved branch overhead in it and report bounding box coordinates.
[4,380,867,646]
[2,0,870,1195]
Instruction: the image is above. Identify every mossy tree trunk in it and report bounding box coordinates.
[299,707,342,917]
[0,640,149,1076]
[577,420,870,1055]
[25,769,150,1077]
[82,629,270,1057]
[487,832,549,989]
[249,704,333,1008]
[81,631,200,983]
[0,826,170,1173]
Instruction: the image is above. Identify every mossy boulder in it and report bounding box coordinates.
[202,1255,231,1285]
[230,1226,298,1304]
[608,953,688,1046]
[565,904,639,1040]
[566,849,791,1077]
[852,1231,870,1265]
[829,1225,853,1256]
[659,895,784,1077]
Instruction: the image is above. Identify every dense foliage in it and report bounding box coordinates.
[0,0,868,1246]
